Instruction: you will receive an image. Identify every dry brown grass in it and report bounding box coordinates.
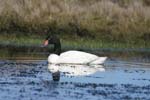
[0,0,150,42]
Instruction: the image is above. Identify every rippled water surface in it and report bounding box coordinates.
[0,51,150,100]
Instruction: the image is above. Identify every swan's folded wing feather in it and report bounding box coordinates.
[59,51,98,64]
[90,57,107,65]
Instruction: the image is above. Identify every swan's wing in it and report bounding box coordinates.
[59,51,98,64]
[90,57,107,65]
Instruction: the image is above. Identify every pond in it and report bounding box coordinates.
[0,47,150,100]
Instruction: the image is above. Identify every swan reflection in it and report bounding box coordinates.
[48,64,105,81]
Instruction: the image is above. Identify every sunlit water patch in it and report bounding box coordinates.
[0,59,150,100]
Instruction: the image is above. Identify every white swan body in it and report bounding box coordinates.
[48,50,107,65]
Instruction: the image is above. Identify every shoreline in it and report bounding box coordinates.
[0,43,150,60]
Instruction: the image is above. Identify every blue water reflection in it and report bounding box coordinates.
[0,58,150,100]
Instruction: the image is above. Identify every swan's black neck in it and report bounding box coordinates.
[46,35,61,55]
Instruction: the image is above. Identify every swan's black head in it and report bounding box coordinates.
[44,35,61,55]
[44,35,61,47]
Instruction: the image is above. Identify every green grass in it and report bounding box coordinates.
[62,38,150,50]
[0,33,149,50]
[0,33,43,46]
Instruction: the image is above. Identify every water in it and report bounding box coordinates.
[0,48,150,100]
[0,46,150,100]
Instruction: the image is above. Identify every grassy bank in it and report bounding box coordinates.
[0,33,149,50]
[0,0,150,43]
[0,32,150,60]
[0,33,150,60]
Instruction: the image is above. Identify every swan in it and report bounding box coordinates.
[48,51,107,65]
[44,35,107,81]
[44,35,107,65]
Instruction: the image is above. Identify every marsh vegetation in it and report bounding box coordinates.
[0,0,150,47]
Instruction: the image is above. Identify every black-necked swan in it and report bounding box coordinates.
[44,35,107,65]
[44,35,107,81]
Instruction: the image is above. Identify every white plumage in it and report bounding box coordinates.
[48,50,107,65]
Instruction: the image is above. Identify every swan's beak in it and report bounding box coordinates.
[44,40,49,46]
